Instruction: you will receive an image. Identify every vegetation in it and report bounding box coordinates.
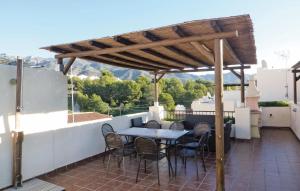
[258,101,289,107]
[68,70,214,116]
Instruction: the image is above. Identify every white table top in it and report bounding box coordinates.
[118,127,189,140]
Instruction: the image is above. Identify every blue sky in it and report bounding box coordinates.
[1,0,300,69]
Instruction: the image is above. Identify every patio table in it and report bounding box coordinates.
[118,127,189,177]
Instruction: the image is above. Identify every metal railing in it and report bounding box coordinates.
[164,110,235,121]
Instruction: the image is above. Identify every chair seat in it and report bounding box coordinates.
[179,148,197,158]
[183,142,199,149]
[114,147,136,156]
[140,152,166,161]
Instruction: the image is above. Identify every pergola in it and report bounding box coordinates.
[292,61,300,104]
[42,14,256,191]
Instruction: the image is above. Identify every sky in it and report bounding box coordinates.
[1,0,300,70]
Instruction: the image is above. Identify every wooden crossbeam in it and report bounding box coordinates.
[89,41,171,69]
[210,21,241,64]
[114,36,188,68]
[173,26,214,65]
[63,57,76,75]
[55,31,238,59]
[157,65,250,74]
[157,73,165,82]
[70,43,162,70]
[296,75,300,82]
[292,61,300,69]
[228,68,241,79]
[143,31,207,67]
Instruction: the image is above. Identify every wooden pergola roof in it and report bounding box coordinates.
[41,14,256,73]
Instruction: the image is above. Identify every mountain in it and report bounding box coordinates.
[0,53,250,83]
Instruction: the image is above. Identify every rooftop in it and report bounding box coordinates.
[39,128,300,191]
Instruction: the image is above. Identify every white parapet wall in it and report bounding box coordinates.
[0,64,151,189]
[261,107,291,127]
[290,104,300,139]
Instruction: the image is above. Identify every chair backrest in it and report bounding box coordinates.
[145,120,161,129]
[169,121,185,130]
[105,132,123,150]
[131,117,144,127]
[198,131,210,146]
[194,122,211,137]
[134,137,157,156]
[101,123,114,137]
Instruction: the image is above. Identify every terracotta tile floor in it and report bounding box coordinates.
[39,128,300,191]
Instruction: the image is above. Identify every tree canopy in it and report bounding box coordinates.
[68,70,214,115]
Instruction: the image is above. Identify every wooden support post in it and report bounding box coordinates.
[214,39,225,191]
[13,58,24,188]
[57,58,64,72]
[241,67,245,104]
[154,73,158,105]
[294,72,297,104]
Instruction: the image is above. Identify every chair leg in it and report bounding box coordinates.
[103,147,107,163]
[201,147,206,172]
[136,158,142,183]
[122,157,126,172]
[106,154,111,174]
[157,160,160,185]
[144,160,147,173]
[194,154,199,180]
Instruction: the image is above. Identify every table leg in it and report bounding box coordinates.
[175,140,177,177]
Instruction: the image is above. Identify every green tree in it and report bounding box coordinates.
[87,94,109,113]
[160,78,185,104]
[159,93,175,111]
[136,76,153,106]
[76,92,89,111]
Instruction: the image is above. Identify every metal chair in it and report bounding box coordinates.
[145,120,161,129]
[101,123,115,163]
[169,121,185,130]
[104,132,135,173]
[176,131,210,179]
[134,137,173,185]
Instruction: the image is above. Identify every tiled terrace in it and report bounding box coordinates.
[39,128,300,191]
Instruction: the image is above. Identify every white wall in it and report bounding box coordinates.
[261,107,290,127]
[256,68,300,102]
[290,104,300,139]
[0,65,151,189]
[0,65,68,188]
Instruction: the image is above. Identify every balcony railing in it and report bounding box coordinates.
[164,110,235,122]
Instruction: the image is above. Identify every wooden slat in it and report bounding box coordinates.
[114,36,186,68]
[89,40,172,69]
[172,26,214,66]
[68,44,157,71]
[143,31,204,67]
[210,21,242,65]
[157,65,250,74]
[55,31,238,59]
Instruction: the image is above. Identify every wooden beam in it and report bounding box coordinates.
[157,73,165,82]
[84,56,154,71]
[224,83,249,87]
[294,72,297,104]
[229,69,241,79]
[70,43,161,70]
[63,57,76,75]
[114,36,187,68]
[143,31,207,67]
[56,31,238,58]
[89,40,172,69]
[210,21,242,64]
[154,73,158,104]
[292,61,300,69]
[157,65,251,74]
[57,58,64,72]
[173,26,213,66]
[190,41,215,64]
[214,39,225,191]
[241,67,245,104]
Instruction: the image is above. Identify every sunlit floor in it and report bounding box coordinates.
[39,128,300,191]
